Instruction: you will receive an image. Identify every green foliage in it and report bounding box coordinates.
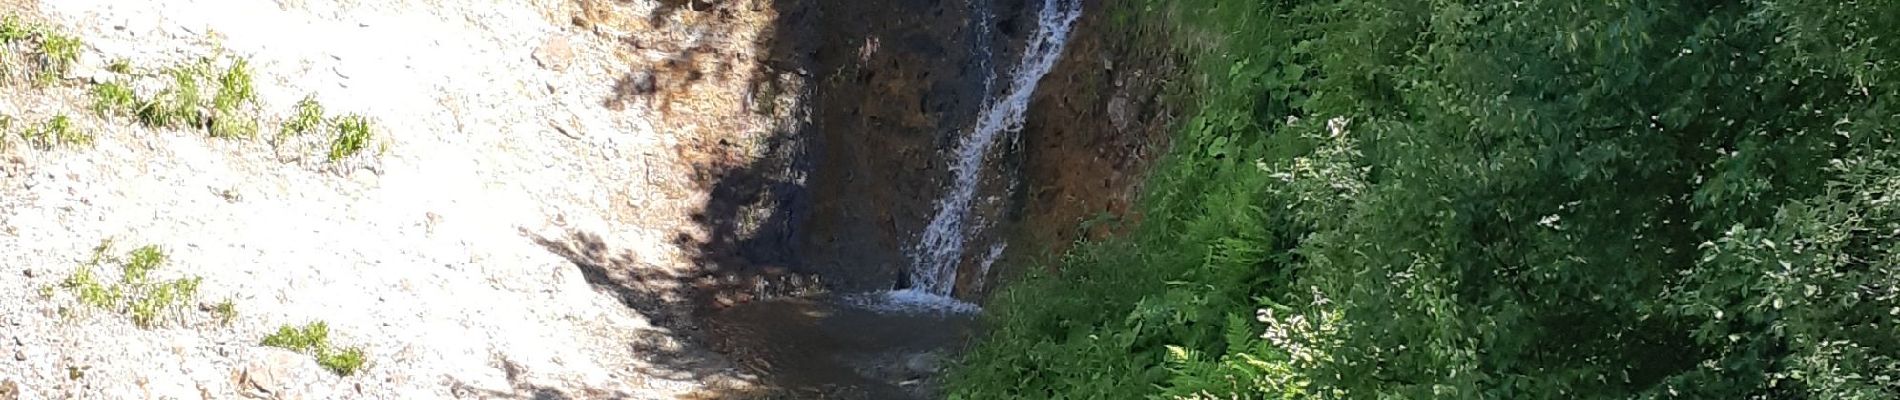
[20,115,90,149]
[0,115,12,152]
[211,58,254,112]
[209,112,259,138]
[262,321,368,376]
[952,0,1900,399]
[281,96,325,138]
[92,81,137,117]
[318,346,368,376]
[0,16,22,82]
[209,58,257,138]
[62,265,119,311]
[130,276,200,328]
[327,114,372,161]
[212,298,237,326]
[121,245,166,284]
[261,322,329,352]
[0,14,87,86]
[138,65,203,128]
[106,58,131,74]
[0,15,29,43]
[120,56,269,140]
[277,96,383,162]
[34,31,80,82]
[57,241,205,329]
[0,16,84,86]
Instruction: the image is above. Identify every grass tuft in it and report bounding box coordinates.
[0,15,28,43]
[137,65,204,128]
[20,115,90,149]
[208,58,258,138]
[262,321,368,376]
[122,56,268,140]
[213,298,237,326]
[35,31,81,83]
[92,81,137,117]
[56,241,205,329]
[280,96,325,138]
[261,322,328,352]
[318,346,368,376]
[106,58,131,74]
[327,114,372,161]
[212,58,255,112]
[62,265,119,310]
[121,245,165,285]
[0,115,11,151]
[210,115,258,139]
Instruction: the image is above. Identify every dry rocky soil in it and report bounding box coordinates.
[0,0,797,398]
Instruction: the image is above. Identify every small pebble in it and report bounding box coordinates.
[13,350,25,361]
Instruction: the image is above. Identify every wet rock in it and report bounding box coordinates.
[1108,94,1132,133]
[902,353,941,377]
[533,36,575,71]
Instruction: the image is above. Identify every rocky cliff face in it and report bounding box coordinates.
[796,0,1029,293]
[791,0,1178,297]
[1011,0,1180,267]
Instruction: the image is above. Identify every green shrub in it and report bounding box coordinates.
[0,115,11,151]
[138,66,203,128]
[317,346,368,376]
[105,58,131,74]
[326,114,372,161]
[129,276,199,328]
[211,58,254,112]
[34,31,81,82]
[213,298,237,326]
[262,321,368,376]
[120,245,165,284]
[20,115,90,149]
[261,322,328,352]
[280,96,324,138]
[207,58,258,138]
[62,265,119,310]
[0,15,28,43]
[92,81,137,117]
[209,117,257,139]
[952,1,1900,399]
[57,241,205,329]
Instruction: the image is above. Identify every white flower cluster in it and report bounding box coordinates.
[1255,301,1342,366]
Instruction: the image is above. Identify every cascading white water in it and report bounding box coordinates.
[906,0,1082,296]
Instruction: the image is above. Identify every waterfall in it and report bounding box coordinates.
[906,0,1082,296]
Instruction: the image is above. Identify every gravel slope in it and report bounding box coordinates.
[0,0,772,398]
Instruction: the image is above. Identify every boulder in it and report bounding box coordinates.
[237,349,317,400]
[533,36,576,71]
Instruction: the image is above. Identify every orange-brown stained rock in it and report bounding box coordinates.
[1014,0,1181,268]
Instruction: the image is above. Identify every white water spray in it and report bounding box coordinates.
[906,0,1082,296]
